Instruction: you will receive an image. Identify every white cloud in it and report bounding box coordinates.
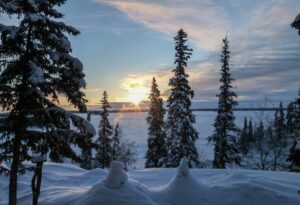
[93,0,230,50]
[93,0,300,102]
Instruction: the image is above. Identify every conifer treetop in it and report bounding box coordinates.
[0,0,87,112]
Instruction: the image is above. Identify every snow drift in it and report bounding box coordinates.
[1,161,300,205]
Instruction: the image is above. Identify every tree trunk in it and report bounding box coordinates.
[9,133,21,205]
[32,163,43,205]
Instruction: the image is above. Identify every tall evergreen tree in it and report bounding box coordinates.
[0,1,95,204]
[165,29,199,168]
[208,36,240,168]
[145,77,167,168]
[287,14,300,171]
[291,14,300,134]
[95,91,113,168]
[111,123,121,161]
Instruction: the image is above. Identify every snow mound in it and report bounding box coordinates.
[104,161,128,188]
[64,179,156,205]
[155,159,207,205]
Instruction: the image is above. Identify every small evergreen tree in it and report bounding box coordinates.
[95,91,113,168]
[110,123,137,170]
[80,113,93,170]
[208,36,240,168]
[119,138,138,171]
[0,1,94,204]
[239,117,249,155]
[254,122,270,170]
[145,77,167,168]
[112,123,121,161]
[87,112,92,122]
[268,102,288,170]
[165,29,199,168]
[248,119,254,141]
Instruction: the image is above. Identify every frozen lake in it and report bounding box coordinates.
[83,110,275,169]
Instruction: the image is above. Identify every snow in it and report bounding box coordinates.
[82,110,271,168]
[176,158,189,177]
[0,2,18,12]
[48,34,71,51]
[32,155,47,163]
[0,24,19,39]
[0,161,10,171]
[104,161,128,188]
[28,61,44,84]
[1,162,300,205]
[25,14,46,22]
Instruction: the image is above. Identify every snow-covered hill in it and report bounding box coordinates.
[1,162,300,205]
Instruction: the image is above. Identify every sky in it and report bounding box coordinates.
[2,0,300,106]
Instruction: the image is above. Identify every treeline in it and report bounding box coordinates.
[144,21,300,172]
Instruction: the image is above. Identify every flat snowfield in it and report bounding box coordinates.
[1,163,300,205]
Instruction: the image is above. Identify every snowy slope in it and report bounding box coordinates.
[1,163,300,205]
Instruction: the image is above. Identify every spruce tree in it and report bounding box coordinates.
[95,91,113,168]
[165,29,199,168]
[112,123,121,161]
[0,1,94,204]
[254,122,270,170]
[287,14,300,171]
[239,117,249,155]
[87,112,92,122]
[80,113,93,170]
[208,36,240,168]
[145,77,167,168]
[270,102,288,170]
[291,14,300,133]
[248,119,254,141]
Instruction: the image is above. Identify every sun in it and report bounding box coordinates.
[128,86,148,105]
[130,94,144,105]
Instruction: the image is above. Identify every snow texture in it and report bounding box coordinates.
[104,161,128,188]
[176,158,189,177]
[28,61,44,84]
[1,163,300,205]
[32,155,47,163]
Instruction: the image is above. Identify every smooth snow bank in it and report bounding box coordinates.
[1,162,300,205]
[64,179,156,205]
[153,159,207,205]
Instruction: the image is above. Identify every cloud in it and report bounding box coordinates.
[93,0,230,50]
[92,0,299,102]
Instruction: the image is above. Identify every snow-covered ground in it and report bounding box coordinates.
[1,162,300,205]
[86,110,274,168]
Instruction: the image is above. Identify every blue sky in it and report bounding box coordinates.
[2,0,300,105]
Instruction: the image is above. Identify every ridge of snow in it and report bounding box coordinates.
[1,163,300,205]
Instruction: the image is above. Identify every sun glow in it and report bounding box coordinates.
[128,86,148,105]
